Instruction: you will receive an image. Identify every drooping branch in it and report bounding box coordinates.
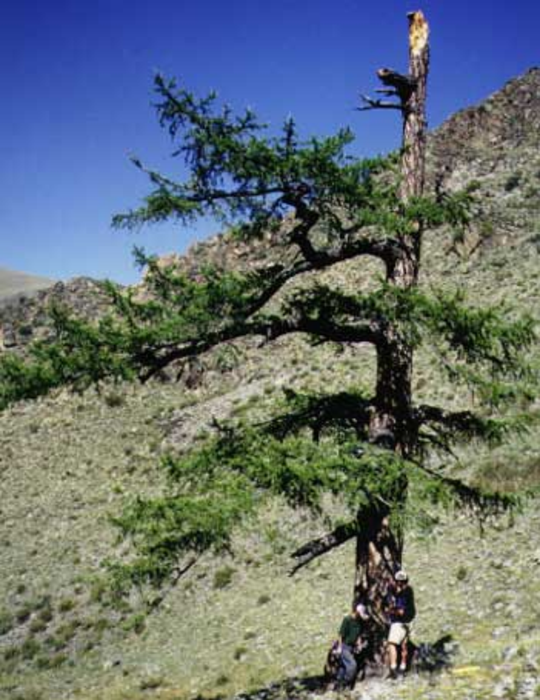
[413,461,519,519]
[415,404,523,442]
[124,156,287,205]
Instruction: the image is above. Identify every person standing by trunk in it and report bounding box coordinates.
[385,570,416,678]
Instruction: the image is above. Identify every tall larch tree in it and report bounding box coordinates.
[0,10,536,663]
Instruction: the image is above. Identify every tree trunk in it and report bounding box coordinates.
[353,502,401,669]
[369,9,429,448]
[354,11,429,661]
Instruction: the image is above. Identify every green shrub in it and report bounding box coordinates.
[104,390,126,408]
[38,605,53,623]
[57,620,80,640]
[29,618,48,634]
[139,675,164,690]
[456,566,468,582]
[213,566,235,589]
[15,605,32,623]
[33,595,52,611]
[92,617,111,632]
[0,610,14,635]
[504,172,522,192]
[4,645,20,660]
[89,579,107,603]
[478,220,495,239]
[44,635,66,652]
[121,613,146,635]
[58,597,76,613]
[21,638,41,659]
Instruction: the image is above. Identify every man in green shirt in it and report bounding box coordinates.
[335,603,369,688]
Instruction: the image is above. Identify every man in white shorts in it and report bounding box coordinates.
[385,569,416,678]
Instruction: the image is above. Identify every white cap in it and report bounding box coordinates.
[395,570,408,582]
[355,603,369,620]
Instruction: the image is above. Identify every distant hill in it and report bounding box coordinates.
[0,276,112,350]
[0,266,55,305]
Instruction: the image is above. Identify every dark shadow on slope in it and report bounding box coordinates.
[233,676,323,700]
[190,676,324,700]
[411,634,459,674]
[192,635,458,700]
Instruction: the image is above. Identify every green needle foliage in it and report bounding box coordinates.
[0,74,537,595]
[110,423,408,589]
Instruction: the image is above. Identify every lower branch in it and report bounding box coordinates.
[413,461,518,517]
[289,521,357,575]
[138,315,381,382]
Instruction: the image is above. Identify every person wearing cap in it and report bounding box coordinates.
[385,569,416,678]
[334,602,370,688]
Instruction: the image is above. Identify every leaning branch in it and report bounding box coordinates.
[414,403,517,445]
[289,521,357,575]
[138,315,381,381]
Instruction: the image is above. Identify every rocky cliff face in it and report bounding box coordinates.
[428,67,540,184]
[427,68,540,252]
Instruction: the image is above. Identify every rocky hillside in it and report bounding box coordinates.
[0,69,539,700]
[0,278,114,352]
[427,66,540,255]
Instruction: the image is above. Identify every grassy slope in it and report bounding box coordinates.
[1,73,540,700]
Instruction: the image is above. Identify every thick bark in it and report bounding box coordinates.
[353,503,402,668]
[353,504,401,611]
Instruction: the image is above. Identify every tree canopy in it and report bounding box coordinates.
[0,15,537,624]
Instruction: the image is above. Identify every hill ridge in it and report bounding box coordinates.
[0,266,55,305]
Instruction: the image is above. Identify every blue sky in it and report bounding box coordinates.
[1,0,539,284]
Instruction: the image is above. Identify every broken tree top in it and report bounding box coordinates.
[408,10,429,57]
